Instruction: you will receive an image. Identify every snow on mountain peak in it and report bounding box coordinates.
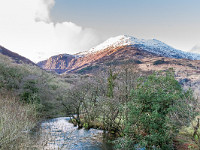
[88,35,171,53]
[88,35,138,53]
[84,35,200,60]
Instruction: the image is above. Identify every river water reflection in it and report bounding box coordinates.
[30,117,113,150]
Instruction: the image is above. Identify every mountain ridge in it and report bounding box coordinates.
[80,35,200,60]
[0,45,35,65]
[37,35,200,74]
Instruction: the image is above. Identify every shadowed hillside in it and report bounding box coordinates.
[0,45,35,65]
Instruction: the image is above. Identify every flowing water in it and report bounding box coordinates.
[29,117,113,150]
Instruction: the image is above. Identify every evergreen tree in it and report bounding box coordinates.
[107,69,117,98]
[117,70,197,149]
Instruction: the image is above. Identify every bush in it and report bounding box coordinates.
[20,80,40,104]
[117,70,197,149]
[0,64,23,89]
[77,65,99,74]
[0,93,37,149]
[153,59,167,65]
[105,59,142,66]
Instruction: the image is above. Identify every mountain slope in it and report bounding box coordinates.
[37,45,158,73]
[82,35,200,60]
[37,35,200,74]
[0,45,35,65]
[37,54,77,74]
[0,47,73,118]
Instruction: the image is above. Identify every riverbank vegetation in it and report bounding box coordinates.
[63,67,200,149]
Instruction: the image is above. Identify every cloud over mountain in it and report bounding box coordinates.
[191,44,200,54]
[0,0,102,62]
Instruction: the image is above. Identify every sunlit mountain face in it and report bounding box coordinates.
[37,35,200,74]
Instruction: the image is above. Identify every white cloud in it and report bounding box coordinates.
[0,0,102,62]
[191,44,200,54]
[35,0,55,22]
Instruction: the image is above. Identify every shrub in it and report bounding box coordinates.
[0,63,23,89]
[20,80,40,104]
[117,70,197,149]
[153,59,167,65]
[0,93,37,149]
[77,65,99,74]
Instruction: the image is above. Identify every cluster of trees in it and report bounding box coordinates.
[62,67,199,149]
[62,66,138,131]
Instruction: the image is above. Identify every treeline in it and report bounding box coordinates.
[62,66,199,149]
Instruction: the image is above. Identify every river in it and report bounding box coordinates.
[29,117,113,150]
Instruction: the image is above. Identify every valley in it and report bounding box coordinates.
[37,35,200,98]
[0,35,200,149]
[1,0,200,149]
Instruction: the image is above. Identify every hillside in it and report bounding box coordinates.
[81,35,200,60]
[0,48,83,149]
[0,45,35,65]
[36,35,200,99]
[37,54,77,74]
[0,51,74,117]
[37,35,200,75]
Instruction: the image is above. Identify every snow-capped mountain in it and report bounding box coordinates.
[83,35,200,60]
[38,35,200,74]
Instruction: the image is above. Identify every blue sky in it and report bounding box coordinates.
[52,0,200,51]
[0,0,200,62]
[52,0,200,25]
[51,0,200,29]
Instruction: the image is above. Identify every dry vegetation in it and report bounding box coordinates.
[0,92,36,149]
